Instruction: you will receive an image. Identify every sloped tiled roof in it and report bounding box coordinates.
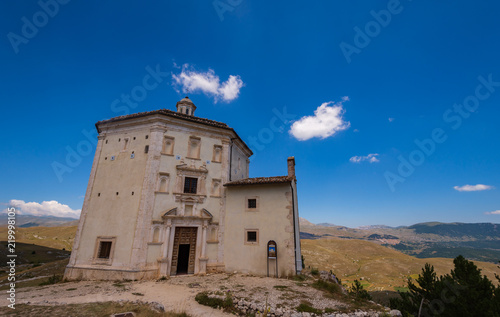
[224,176,293,186]
[94,108,253,155]
[96,108,229,129]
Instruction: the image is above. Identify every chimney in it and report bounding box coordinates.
[287,156,295,179]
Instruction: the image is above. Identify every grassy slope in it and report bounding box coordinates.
[0,226,77,251]
[300,222,500,263]
[301,238,500,291]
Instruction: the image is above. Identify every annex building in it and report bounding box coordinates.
[64,97,302,280]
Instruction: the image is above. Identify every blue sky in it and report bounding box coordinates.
[1,1,499,227]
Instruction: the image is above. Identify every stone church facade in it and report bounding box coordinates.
[64,97,302,280]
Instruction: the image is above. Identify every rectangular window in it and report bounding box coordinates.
[98,241,112,259]
[94,237,116,264]
[184,177,198,194]
[245,229,259,244]
[248,199,257,209]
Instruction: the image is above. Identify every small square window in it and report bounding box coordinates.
[247,231,257,242]
[93,237,116,264]
[248,199,257,209]
[144,145,149,153]
[245,230,259,244]
[245,196,259,211]
[98,241,112,259]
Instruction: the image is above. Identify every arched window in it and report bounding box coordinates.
[159,178,167,192]
[158,174,170,192]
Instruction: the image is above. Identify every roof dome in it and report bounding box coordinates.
[177,96,194,105]
[176,96,197,116]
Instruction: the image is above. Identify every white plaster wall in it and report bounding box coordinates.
[68,113,253,278]
[74,128,150,268]
[224,183,296,277]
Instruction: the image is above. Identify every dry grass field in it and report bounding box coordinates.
[301,237,500,292]
[2,225,498,295]
[0,225,77,251]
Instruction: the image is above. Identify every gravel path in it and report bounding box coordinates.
[11,272,370,316]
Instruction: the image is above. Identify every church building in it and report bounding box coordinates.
[64,97,302,280]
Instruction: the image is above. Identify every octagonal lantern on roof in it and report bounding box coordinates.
[176,96,197,116]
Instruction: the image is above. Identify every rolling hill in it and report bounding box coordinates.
[0,226,77,251]
[301,237,500,292]
[300,218,500,263]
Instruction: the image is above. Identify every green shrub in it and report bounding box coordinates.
[296,301,322,314]
[349,280,372,300]
[312,279,342,296]
[195,292,234,313]
[310,268,319,276]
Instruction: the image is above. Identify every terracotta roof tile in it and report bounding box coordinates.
[224,176,292,186]
[94,108,253,155]
[96,108,230,129]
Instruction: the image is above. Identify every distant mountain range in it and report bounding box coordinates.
[0,214,79,227]
[408,222,499,239]
[299,218,500,263]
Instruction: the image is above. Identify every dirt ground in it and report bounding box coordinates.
[2,272,362,316]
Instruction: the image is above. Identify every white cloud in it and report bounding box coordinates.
[289,97,350,141]
[4,200,80,218]
[172,64,244,103]
[388,117,395,122]
[453,184,494,192]
[350,153,380,163]
[485,210,500,215]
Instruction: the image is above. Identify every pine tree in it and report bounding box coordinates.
[390,255,500,317]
